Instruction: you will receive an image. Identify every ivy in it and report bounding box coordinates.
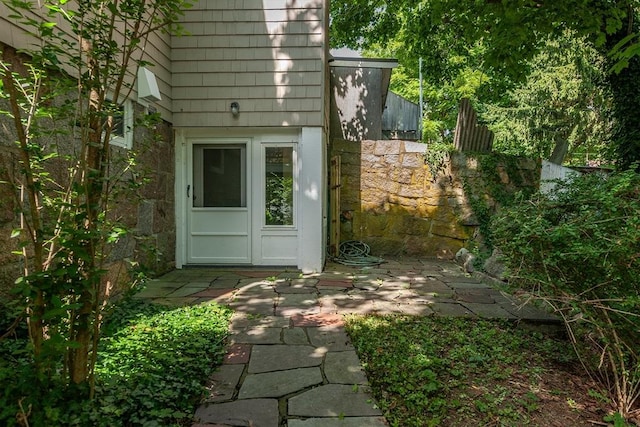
[460,153,537,254]
[423,142,455,181]
[0,299,232,426]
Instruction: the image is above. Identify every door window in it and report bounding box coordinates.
[265,146,294,226]
[193,145,246,207]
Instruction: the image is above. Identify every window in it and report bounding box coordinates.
[265,145,295,226]
[192,145,246,208]
[108,99,133,149]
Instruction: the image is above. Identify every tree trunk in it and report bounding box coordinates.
[548,136,569,165]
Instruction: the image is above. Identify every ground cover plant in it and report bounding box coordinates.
[345,314,613,427]
[0,299,232,426]
[492,169,640,423]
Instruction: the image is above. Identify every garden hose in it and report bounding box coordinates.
[330,240,384,267]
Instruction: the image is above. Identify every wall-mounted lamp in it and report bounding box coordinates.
[230,101,240,116]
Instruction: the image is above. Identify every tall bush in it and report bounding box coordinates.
[0,0,189,397]
[491,170,640,421]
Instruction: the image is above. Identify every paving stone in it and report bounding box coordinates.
[277,293,318,306]
[430,302,474,317]
[462,302,517,319]
[409,278,453,294]
[369,300,402,315]
[456,290,495,304]
[319,295,376,315]
[239,367,323,398]
[397,303,435,316]
[182,281,212,288]
[165,286,205,297]
[230,312,290,332]
[291,278,319,286]
[230,314,290,330]
[191,288,235,299]
[248,345,324,373]
[209,271,246,279]
[194,399,279,427]
[445,281,491,289]
[317,279,354,289]
[226,294,276,316]
[379,279,411,290]
[288,417,388,427]
[283,327,309,345]
[203,364,244,402]
[231,327,282,344]
[307,327,353,351]
[324,351,368,385]
[352,281,381,291]
[376,289,421,304]
[209,278,241,289]
[291,313,344,328]
[288,384,382,417]
[224,343,251,364]
[440,274,483,283]
[277,305,322,317]
[236,270,282,279]
[275,282,318,294]
[307,270,352,279]
[235,279,277,292]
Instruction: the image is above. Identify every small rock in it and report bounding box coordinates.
[483,248,506,280]
[455,248,475,273]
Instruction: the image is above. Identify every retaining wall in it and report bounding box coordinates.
[332,139,540,258]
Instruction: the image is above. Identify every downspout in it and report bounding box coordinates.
[419,57,423,141]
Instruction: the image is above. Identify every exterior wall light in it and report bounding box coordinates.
[230,101,240,116]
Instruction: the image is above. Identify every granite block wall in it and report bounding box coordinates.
[332,139,540,259]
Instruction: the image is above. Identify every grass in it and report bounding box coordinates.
[0,299,232,426]
[344,314,595,427]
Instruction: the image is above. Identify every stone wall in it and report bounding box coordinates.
[332,139,540,259]
[0,104,176,300]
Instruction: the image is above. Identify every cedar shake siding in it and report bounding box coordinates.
[0,2,173,120]
[171,0,326,128]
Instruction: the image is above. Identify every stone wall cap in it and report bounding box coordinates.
[404,141,427,153]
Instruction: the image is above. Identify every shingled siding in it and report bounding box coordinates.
[0,3,173,120]
[171,0,326,128]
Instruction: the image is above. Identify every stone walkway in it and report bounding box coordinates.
[137,257,558,427]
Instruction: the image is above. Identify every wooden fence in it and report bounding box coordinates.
[453,98,494,153]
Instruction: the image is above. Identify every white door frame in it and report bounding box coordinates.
[175,128,326,271]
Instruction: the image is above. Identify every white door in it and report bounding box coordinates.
[187,140,251,264]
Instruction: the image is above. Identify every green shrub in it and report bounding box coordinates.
[491,169,640,420]
[0,300,232,426]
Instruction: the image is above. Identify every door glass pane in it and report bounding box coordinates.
[194,146,245,207]
[265,146,294,225]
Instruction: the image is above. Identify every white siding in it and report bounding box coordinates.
[171,0,327,128]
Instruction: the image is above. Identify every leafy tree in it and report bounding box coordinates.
[0,0,189,396]
[331,0,640,168]
[482,34,613,165]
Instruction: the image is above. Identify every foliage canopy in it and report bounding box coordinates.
[331,0,640,167]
